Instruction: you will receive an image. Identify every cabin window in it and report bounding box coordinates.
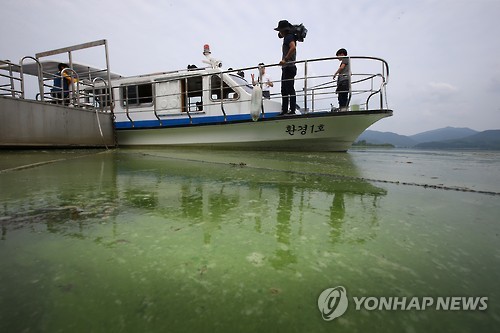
[183,76,204,112]
[230,74,254,94]
[121,83,153,107]
[210,75,238,101]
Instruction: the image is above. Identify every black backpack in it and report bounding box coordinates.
[293,23,308,42]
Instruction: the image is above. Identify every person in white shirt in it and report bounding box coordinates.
[251,63,274,99]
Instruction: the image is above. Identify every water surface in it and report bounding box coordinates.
[1,148,499,332]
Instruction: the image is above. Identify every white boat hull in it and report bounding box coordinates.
[116,110,392,151]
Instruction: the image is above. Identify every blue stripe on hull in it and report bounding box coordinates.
[115,113,280,129]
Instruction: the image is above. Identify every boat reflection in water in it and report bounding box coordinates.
[123,151,383,229]
[114,150,387,267]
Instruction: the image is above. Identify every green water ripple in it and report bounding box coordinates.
[0,149,499,332]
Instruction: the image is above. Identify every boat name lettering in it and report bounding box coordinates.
[286,124,325,136]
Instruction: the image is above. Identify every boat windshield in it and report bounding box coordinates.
[229,74,253,94]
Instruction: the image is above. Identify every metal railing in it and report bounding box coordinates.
[110,55,390,126]
[295,55,389,112]
[1,40,115,115]
[35,39,114,113]
[3,48,389,129]
[0,60,23,98]
[92,77,111,112]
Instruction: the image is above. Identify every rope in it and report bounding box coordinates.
[0,150,110,174]
[136,152,500,196]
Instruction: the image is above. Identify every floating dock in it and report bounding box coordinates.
[0,96,114,148]
[0,40,116,148]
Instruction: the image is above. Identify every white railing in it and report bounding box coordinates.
[0,60,24,98]
[110,55,390,126]
[4,46,389,125]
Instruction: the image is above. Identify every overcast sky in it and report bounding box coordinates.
[2,0,499,135]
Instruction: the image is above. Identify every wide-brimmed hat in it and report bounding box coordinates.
[274,20,293,31]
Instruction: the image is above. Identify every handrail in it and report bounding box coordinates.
[219,73,227,122]
[2,39,118,117]
[91,77,108,145]
[183,77,193,124]
[307,73,386,109]
[151,81,163,125]
[292,55,390,84]
[89,54,391,126]
[303,60,308,112]
[246,55,389,112]
[0,60,23,98]
[113,55,390,121]
[123,86,134,127]
[4,49,390,121]
[92,77,109,112]
[286,56,389,112]
[20,56,44,100]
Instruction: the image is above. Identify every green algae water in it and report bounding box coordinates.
[1,148,499,332]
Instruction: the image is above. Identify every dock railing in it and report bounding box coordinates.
[0,60,23,98]
[1,40,115,115]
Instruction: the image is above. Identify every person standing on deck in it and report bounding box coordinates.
[51,63,76,105]
[275,20,297,115]
[332,48,350,112]
[251,63,274,99]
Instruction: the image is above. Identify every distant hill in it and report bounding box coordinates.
[356,130,417,147]
[414,130,500,150]
[355,127,494,148]
[410,126,478,143]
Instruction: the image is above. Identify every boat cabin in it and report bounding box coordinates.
[110,66,280,129]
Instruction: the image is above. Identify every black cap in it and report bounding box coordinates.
[274,20,292,31]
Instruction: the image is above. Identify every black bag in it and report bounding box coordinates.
[293,23,308,42]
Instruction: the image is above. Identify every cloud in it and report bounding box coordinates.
[428,82,459,94]
[424,82,460,103]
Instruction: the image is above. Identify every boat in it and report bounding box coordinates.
[1,40,392,151]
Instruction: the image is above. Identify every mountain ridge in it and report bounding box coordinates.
[409,126,479,143]
[414,130,500,149]
[356,127,500,149]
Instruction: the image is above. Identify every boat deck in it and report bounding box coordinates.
[1,40,391,150]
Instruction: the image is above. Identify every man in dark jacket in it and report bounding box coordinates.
[275,20,297,115]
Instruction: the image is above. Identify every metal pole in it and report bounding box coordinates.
[152,82,162,125]
[8,63,15,98]
[219,73,226,121]
[311,89,315,112]
[104,40,114,114]
[184,77,192,124]
[20,56,44,101]
[303,60,308,113]
[35,39,107,58]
